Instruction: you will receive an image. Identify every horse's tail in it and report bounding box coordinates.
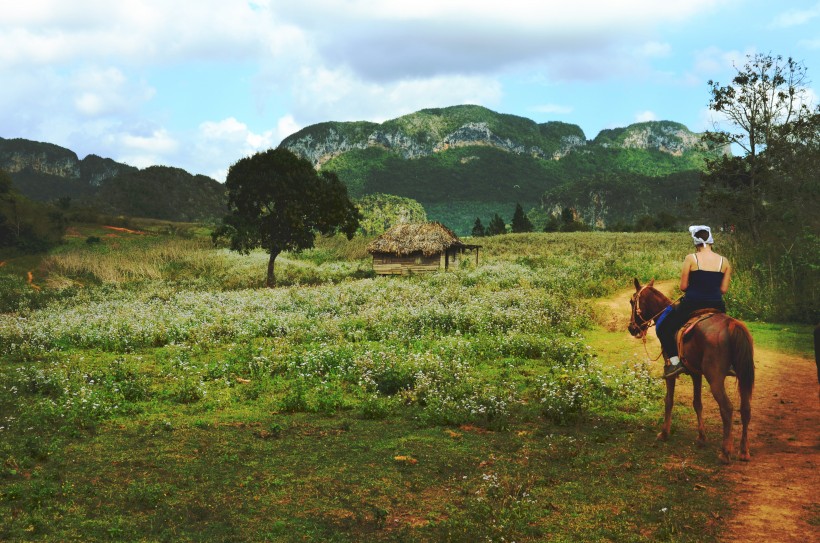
[729,319,755,398]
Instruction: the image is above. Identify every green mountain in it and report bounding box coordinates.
[281,105,722,233]
[0,137,226,222]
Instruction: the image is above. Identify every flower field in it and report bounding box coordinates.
[1,229,734,542]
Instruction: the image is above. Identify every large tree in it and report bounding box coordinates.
[702,53,813,240]
[213,149,360,287]
[701,53,819,321]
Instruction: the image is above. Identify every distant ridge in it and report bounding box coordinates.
[280,105,721,232]
[0,106,723,232]
[0,137,226,222]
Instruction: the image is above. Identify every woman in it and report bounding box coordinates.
[656,225,732,378]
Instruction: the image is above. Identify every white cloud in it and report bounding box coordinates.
[194,117,281,180]
[113,128,179,168]
[276,115,302,142]
[0,1,274,69]
[0,0,739,180]
[635,110,658,122]
[770,2,820,27]
[686,46,751,84]
[637,41,672,58]
[285,64,503,125]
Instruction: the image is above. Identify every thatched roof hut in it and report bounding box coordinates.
[367,222,480,275]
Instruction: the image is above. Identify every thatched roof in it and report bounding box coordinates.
[367,222,466,256]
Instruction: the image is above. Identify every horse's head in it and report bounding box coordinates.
[628,278,662,338]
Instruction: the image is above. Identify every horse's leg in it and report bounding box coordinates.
[709,377,734,463]
[691,373,706,446]
[657,376,676,441]
[738,385,752,461]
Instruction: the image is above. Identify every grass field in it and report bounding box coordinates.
[2,226,806,542]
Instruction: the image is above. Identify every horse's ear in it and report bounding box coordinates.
[648,279,655,287]
[633,278,641,291]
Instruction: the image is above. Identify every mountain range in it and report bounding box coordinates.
[0,137,226,222]
[2,105,722,233]
[281,105,721,232]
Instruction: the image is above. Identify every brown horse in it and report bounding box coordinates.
[628,279,755,463]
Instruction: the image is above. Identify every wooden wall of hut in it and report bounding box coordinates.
[372,251,442,275]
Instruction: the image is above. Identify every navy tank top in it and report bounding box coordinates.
[685,254,724,302]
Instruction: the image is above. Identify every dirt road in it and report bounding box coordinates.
[596,281,820,542]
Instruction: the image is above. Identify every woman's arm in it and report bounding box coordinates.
[720,261,732,294]
[679,254,693,292]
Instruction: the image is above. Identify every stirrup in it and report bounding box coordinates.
[663,363,686,379]
[727,366,737,377]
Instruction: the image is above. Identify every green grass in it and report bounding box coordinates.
[3,227,805,541]
[745,322,816,357]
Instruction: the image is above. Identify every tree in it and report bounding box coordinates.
[355,193,426,235]
[701,53,819,322]
[0,169,64,251]
[213,149,361,287]
[558,207,588,232]
[486,213,507,236]
[510,203,533,233]
[471,217,486,237]
[543,215,561,232]
[702,53,813,240]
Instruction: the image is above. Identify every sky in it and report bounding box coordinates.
[2,0,820,181]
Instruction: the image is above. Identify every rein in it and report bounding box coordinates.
[631,286,679,362]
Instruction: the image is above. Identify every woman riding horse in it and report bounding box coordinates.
[656,225,732,378]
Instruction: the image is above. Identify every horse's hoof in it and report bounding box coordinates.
[696,438,707,448]
[656,432,669,442]
[738,452,751,462]
[718,452,731,464]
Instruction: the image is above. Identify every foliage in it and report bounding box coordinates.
[0,170,64,251]
[213,149,361,287]
[94,166,227,222]
[702,53,812,240]
[541,169,699,231]
[511,203,534,233]
[471,217,486,237]
[310,108,717,235]
[4,229,771,541]
[355,193,427,235]
[0,230,749,541]
[700,54,820,322]
[486,213,507,236]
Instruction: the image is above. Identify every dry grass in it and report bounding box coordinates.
[367,222,467,256]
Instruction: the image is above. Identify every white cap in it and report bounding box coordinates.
[688,225,714,245]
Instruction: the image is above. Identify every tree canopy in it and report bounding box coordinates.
[702,53,813,240]
[355,193,426,235]
[213,149,360,287]
[701,53,819,322]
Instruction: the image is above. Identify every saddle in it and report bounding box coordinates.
[674,309,736,376]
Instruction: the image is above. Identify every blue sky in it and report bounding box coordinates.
[2,0,819,181]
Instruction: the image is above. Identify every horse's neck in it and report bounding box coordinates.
[645,288,672,315]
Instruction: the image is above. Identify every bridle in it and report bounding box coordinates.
[630,286,667,336]
[629,285,676,361]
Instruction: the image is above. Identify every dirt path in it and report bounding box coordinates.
[595,282,820,542]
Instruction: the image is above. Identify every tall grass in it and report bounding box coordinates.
[0,229,737,542]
